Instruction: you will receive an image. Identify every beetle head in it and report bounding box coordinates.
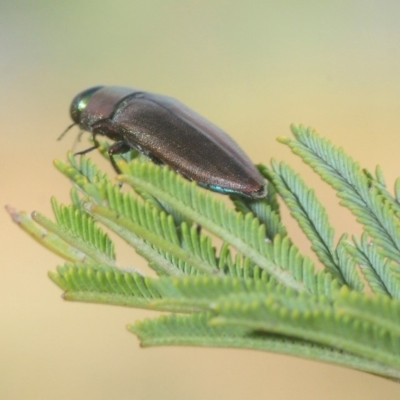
[70,86,103,124]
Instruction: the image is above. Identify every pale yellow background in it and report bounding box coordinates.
[2,1,400,399]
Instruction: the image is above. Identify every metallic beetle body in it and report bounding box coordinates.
[69,86,266,199]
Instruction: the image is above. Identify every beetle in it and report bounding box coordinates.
[61,86,266,199]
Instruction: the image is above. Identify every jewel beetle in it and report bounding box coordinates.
[62,86,266,199]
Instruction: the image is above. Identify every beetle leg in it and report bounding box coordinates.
[108,141,131,173]
[146,154,164,165]
[74,144,97,155]
[74,132,101,156]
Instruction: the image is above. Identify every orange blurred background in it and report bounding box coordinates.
[2,2,400,399]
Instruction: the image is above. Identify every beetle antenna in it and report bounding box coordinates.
[58,122,76,141]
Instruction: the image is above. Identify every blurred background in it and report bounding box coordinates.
[2,1,400,399]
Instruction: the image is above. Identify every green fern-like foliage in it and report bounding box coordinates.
[7,125,400,381]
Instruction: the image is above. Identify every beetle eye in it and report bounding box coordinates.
[70,86,103,124]
[132,92,145,98]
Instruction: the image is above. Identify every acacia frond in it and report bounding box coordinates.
[8,125,400,381]
[281,125,400,264]
[212,290,400,370]
[129,310,400,380]
[50,198,116,261]
[231,187,287,241]
[344,233,400,298]
[119,159,338,294]
[260,161,356,287]
[49,263,162,309]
